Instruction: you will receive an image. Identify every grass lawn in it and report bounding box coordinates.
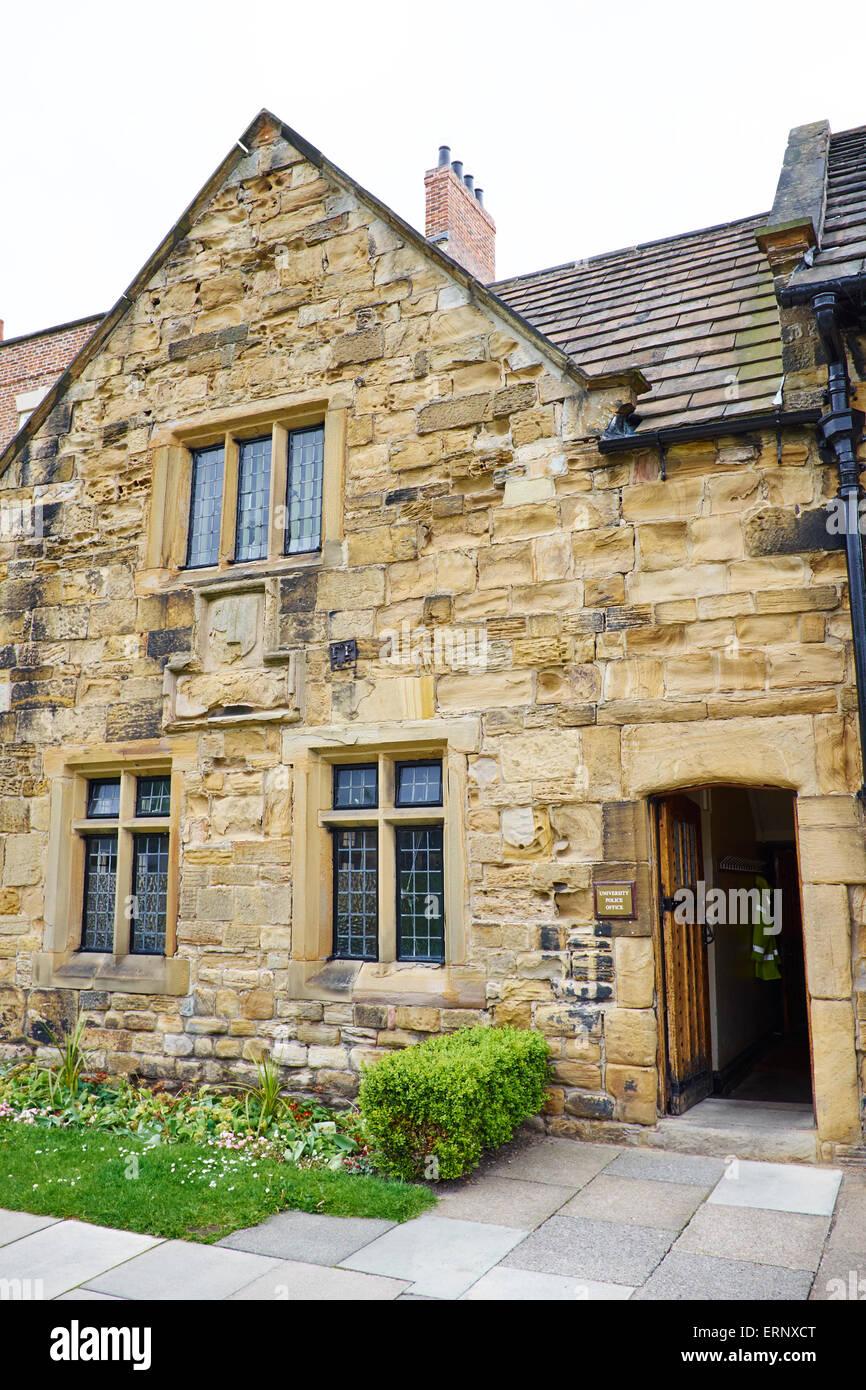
[0,1125,435,1242]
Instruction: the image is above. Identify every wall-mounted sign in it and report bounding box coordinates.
[594,882,636,920]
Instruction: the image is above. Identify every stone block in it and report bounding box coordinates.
[614,938,655,1008]
[810,999,860,1142]
[604,1007,657,1066]
[605,1063,658,1124]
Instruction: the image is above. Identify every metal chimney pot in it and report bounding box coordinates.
[451,160,463,180]
[438,145,451,167]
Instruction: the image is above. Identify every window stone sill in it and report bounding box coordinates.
[33,951,190,997]
[286,959,485,1008]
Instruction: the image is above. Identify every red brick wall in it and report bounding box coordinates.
[424,165,496,283]
[0,316,102,453]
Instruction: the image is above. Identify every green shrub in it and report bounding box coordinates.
[358,1025,549,1182]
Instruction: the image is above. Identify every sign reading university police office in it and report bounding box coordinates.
[593,882,636,920]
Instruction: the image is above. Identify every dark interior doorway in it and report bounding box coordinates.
[655,786,813,1115]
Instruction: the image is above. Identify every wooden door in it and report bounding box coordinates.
[657,795,712,1114]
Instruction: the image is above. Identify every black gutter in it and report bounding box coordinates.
[598,408,821,458]
[810,290,866,801]
[780,272,866,307]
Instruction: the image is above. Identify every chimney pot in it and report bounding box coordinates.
[474,187,484,207]
[425,151,495,282]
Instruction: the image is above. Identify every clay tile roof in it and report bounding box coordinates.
[492,213,784,433]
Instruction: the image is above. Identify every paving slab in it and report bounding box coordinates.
[634,1250,814,1301]
[0,1220,161,1300]
[708,1159,842,1216]
[561,1175,704,1230]
[462,1266,634,1300]
[55,1288,125,1301]
[229,1259,409,1300]
[85,1239,283,1301]
[813,1171,866,1259]
[484,1137,619,1188]
[432,1176,574,1229]
[217,1210,395,1265]
[340,1214,526,1299]
[809,1253,866,1301]
[605,1150,726,1188]
[503,1213,673,1286]
[676,1202,830,1271]
[0,1208,61,1247]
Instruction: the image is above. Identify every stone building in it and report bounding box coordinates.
[2,110,866,1161]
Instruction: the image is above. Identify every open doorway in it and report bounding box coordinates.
[654,786,813,1118]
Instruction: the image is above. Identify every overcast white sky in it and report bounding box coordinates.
[4,0,866,339]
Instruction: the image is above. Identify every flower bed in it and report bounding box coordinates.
[0,1052,433,1237]
[0,1059,370,1172]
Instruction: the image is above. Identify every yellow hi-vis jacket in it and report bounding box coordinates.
[751,874,781,981]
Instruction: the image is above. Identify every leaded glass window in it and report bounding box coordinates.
[285,425,324,554]
[323,753,449,965]
[397,826,445,963]
[235,436,272,562]
[395,761,443,807]
[86,779,121,819]
[332,828,378,960]
[81,834,118,952]
[333,764,378,809]
[136,776,171,817]
[77,769,173,957]
[130,833,169,955]
[187,445,225,568]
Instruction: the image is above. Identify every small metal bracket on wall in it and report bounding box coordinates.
[328,638,357,672]
[658,437,668,481]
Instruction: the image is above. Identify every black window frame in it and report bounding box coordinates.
[234,434,272,564]
[395,823,446,964]
[130,832,170,956]
[332,762,379,810]
[185,443,225,570]
[135,775,171,818]
[86,778,121,820]
[284,424,325,556]
[331,825,379,962]
[394,759,443,808]
[80,832,119,953]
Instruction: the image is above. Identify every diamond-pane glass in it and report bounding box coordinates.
[285,425,324,554]
[86,779,120,819]
[81,834,118,951]
[333,764,378,809]
[333,828,378,960]
[235,436,272,562]
[395,761,442,807]
[187,445,225,568]
[136,776,170,818]
[130,833,169,955]
[397,826,445,963]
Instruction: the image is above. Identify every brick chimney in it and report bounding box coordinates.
[425,146,496,283]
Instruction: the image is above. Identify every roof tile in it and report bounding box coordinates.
[493,215,782,433]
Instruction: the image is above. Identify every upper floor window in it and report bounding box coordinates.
[185,423,325,570]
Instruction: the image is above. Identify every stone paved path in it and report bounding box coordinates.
[1,1135,863,1300]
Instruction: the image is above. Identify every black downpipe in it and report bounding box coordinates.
[812,291,866,800]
